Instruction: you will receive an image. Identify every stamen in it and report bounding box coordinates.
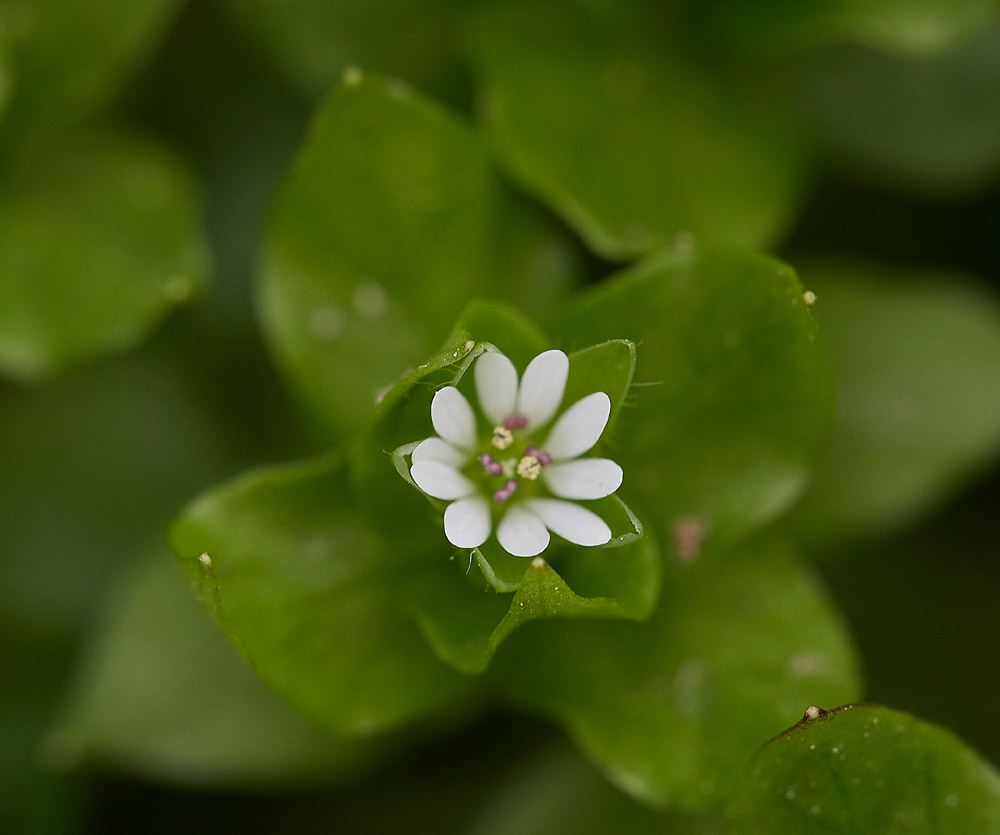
[492,426,514,450]
[493,479,518,503]
[504,414,528,430]
[478,453,503,476]
[524,445,552,467]
[517,455,542,480]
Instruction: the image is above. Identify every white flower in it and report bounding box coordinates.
[407,349,623,558]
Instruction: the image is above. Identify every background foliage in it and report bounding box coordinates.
[2,0,1000,832]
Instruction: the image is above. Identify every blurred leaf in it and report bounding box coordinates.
[467,745,725,835]
[47,554,390,787]
[259,73,582,440]
[215,0,469,103]
[464,0,807,259]
[838,0,997,54]
[0,350,238,634]
[169,452,471,737]
[789,20,1000,195]
[0,44,10,123]
[727,705,1000,833]
[695,0,996,56]
[492,535,860,810]
[0,634,81,835]
[817,476,1000,764]
[786,262,1000,547]
[0,128,208,381]
[549,243,834,556]
[0,0,182,143]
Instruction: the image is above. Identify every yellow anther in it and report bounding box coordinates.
[517,455,542,480]
[492,426,514,450]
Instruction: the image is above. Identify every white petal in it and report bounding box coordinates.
[431,386,477,450]
[410,460,476,500]
[475,351,519,425]
[412,437,467,468]
[542,458,623,500]
[525,498,612,546]
[444,497,491,548]
[496,505,550,558]
[517,349,569,429]
[543,391,611,459]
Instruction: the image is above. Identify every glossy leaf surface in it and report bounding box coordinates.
[728,705,1000,833]
[259,74,581,440]
[465,0,806,258]
[493,536,860,810]
[549,243,834,556]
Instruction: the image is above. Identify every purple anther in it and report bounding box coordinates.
[504,414,529,430]
[478,452,503,476]
[493,478,518,504]
[525,445,552,467]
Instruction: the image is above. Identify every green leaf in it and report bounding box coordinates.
[492,535,860,810]
[464,0,807,259]
[259,73,583,440]
[838,0,997,54]
[47,555,389,787]
[215,0,468,102]
[413,496,657,675]
[549,243,834,556]
[786,262,1000,547]
[816,483,1000,762]
[0,45,11,124]
[0,128,208,381]
[788,20,1000,194]
[467,745,726,835]
[0,349,240,634]
[0,0,182,143]
[355,303,659,673]
[169,452,470,736]
[695,0,996,57]
[727,705,1000,833]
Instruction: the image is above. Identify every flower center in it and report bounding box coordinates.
[479,421,552,502]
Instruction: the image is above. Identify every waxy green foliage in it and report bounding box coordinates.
[494,536,859,809]
[169,75,859,807]
[465,0,806,258]
[550,244,833,556]
[47,556,380,787]
[728,705,1000,833]
[259,74,581,440]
